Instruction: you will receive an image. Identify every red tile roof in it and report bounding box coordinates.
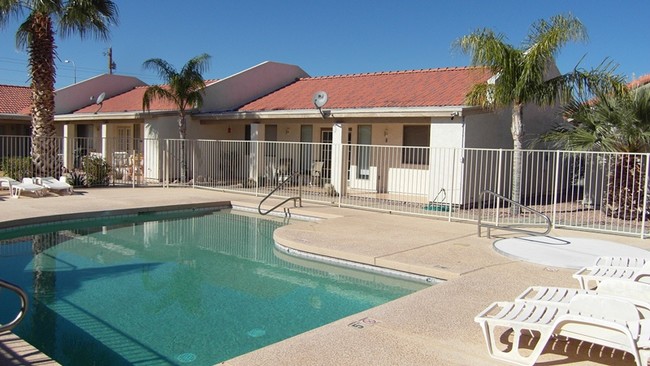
[73,80,219,114]
[74,86,177,113]
[238,67,493,111]
[629,74,650,89]
[0,84,31,114]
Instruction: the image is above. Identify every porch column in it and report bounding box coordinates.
[248,123,265,183]
[62,124,70,170]
[331,121,347,196]
[101,122,108,158]
[427,121,437,203]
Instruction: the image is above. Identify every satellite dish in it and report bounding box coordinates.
[312,91,328,108]
[94,92,106,114]
[96,92,106,105]
[313,91,330,118]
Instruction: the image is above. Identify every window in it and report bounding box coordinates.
[357,125,371,179]
[300,125,313,172]
[402,125,429,165]
[117,126,132,152]
[265,124,277,157]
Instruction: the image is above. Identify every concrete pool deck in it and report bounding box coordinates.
[1,187,649,365]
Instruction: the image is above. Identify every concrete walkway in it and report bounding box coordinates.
[1,187,649,366]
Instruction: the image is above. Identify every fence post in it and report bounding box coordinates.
[642,153,650,238]
[132,149,136,188]
[448,148,458,222]
[192,139,195,189]
[496,148,503,227]
[255,140,259,197]
[551,150,561,229]
[164,139,168,188]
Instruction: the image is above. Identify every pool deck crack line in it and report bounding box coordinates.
[374,232,477,260]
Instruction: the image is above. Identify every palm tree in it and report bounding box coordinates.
[0,0,119,177]
[142,53,211,183]
[541,86,650,220]
[454,14,626,212]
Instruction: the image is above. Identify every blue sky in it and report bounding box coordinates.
[1,0,648,89]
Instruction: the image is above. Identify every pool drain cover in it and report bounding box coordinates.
[177,352,197,363]
[247,328,266,337]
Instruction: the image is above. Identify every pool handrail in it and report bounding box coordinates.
[477,189,552,238]
[0,279,29,332]
[258,171,303,216]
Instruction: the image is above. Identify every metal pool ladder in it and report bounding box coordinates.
[258,171,303,217]
[0,279,29,332]
[477,189,551,238]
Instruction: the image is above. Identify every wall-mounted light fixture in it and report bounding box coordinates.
[227,126,231,134]
[384,128,389,143]
[285,127,290,135]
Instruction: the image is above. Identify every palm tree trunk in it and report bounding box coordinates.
[178,114,187,183]
[28,13,58,178]
[510,103,524,215]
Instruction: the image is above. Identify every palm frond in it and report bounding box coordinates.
[453,29,513,71]
[15,14,33,49]
[525,14,587,59]
[59,0,118,40]
[142,85,175,111]
[141,54,211,113]
[0,0,26,27]
[142,58,178,82]
[181,53,211,77]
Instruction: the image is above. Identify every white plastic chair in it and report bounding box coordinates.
[573,262,650,290]
[475,294,650,366]
[35,176,74,195]
[516,279,650,318]
[0,177,47,198]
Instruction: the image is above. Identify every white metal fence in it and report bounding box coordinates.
[0,135,162,187]
[2,135,650,237]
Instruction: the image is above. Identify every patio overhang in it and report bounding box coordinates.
[196,106,484,121]
[55,110,178,122]
[0,114,31,121]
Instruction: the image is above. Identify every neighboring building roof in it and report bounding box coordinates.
[74,86,176,114]
[237,67,493,112]
[0,84,31,114]
[55,74,148,114]
[629,74,650,89]
[73,80,219,114]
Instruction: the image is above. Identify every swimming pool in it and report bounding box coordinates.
[0,209,429,365]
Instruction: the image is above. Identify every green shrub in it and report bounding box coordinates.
[82,155,111,186]
[0,156,32,181]
[64,170,87,187]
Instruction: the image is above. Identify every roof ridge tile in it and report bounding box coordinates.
[305,66,486,80]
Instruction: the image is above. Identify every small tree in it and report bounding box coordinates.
[0,0,118,177]
[454,13,626,213]
[541,86,650,220]
[142,54,211,183]
[82,155,111,186]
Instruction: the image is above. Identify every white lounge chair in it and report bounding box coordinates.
[35,176,73,195]
[516,279,650,318]
[573,262,650,290]
[595,256,649,268]
[475,294,650,366]
[0,177,47,198]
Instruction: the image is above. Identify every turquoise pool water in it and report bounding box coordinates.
[0,209,428,365]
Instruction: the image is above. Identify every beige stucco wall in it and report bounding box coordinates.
[55,74,146,114]
[200,61,309,113]
[464,111,511,149]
